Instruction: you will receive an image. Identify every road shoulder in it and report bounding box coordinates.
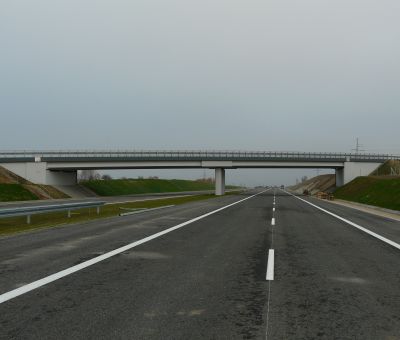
[313,198,400,222]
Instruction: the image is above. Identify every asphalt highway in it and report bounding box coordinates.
[0,190,399,339]
[0,190,219,209]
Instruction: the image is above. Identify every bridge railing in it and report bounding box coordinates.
[0,150,398,162]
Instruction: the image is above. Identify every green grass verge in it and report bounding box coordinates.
[334,176,400,211]
[0,184,39,202]
[0,193,238,236]
[82,178,238,196]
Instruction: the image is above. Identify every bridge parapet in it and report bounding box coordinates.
[0,150,398,163]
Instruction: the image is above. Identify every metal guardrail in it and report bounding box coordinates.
[0,150,399,162]
[0,201,106,224]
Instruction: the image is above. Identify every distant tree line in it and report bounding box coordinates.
[78,170,112,182]
[78,171,163,182]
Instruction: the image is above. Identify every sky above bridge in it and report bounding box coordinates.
[1,0,399,185]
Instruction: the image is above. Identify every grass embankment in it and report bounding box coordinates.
[0,166,69,201]
[334,176,400,211]
[0,194,223,236]
[0,184,39,202]
[82,178,237,196]
[0,184,69,202]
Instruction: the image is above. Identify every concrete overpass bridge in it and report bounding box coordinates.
[1,150,399,195]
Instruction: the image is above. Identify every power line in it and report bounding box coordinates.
[352,137,365,154]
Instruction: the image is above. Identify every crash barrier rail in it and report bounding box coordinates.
[0,201,106,224]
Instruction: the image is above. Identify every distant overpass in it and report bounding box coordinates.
[1,150,399,195]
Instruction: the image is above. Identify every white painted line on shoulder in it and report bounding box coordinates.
[271,218,275,226]
[281,189,400,251]
[0,190,269,305]
[106,194,190,205]
[119,205,174,216]
[266,249,275,281]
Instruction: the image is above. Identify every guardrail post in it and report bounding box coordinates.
[0,201,106,224]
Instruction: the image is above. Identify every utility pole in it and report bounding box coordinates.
[352,138,365,154]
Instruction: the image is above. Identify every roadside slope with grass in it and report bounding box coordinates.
[334,176,400,211]
[0,166,69,202]
[82,178,239,196]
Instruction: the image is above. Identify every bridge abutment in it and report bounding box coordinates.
[2,162,77,186]
[215,168,225,196]
[335,162,380,187]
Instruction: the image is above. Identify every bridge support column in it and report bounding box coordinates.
[215,168,225,196]
[335,168,344,187]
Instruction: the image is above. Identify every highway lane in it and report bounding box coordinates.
[268,190,400,339]
[0,192,258,295]
[1,190,400,339]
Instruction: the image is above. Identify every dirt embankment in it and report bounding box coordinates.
[288,174,336,195]
[370,160,400,176]
[0,166,69,200]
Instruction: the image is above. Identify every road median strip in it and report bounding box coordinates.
[0,194,222,236]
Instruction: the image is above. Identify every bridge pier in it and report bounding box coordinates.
[215,168,225,196]
[335,168,344,187]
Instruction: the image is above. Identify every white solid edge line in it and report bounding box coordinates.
[281,189,400,251]
[0,189,270,305]
[271,218,275,226]
[119,205,175,216]
[266,249,275,281]
[106,194,190,205]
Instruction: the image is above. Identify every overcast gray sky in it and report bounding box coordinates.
[1,0,399,185]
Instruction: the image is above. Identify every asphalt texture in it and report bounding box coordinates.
[0,190,219,209]
[0,190,399,339]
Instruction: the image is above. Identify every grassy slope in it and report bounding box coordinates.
[0,184,39,202]
[83,178,236,196]
[0,166,69,201]
[334,176,400,211]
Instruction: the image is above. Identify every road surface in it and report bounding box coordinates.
[0,190,222,209]
[0,190,399,339]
